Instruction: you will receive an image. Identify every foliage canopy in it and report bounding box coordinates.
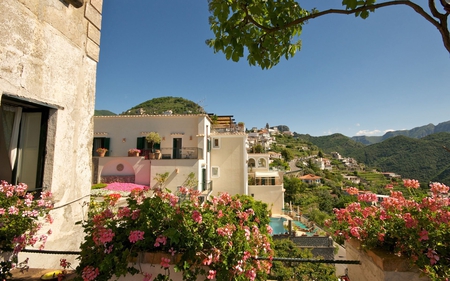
[207,0,450,69]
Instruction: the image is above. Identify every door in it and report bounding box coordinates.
[173,138,182,159]
[15,112,41,191]
[1,96,49,192]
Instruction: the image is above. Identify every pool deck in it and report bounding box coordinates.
[270,213,293,220]
[272,212,319,237]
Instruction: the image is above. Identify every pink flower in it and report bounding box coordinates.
[82,266,99,281]
[131,209,140,220]
[377,232,385,242]
[266,224,273,234]
[168,247,177,256]
[143,272,152,281]
[346,187,360,195]
[154,235,167,247]
[129,230,145,243]
[207,270,216,280]
[192,210,202,223]
[403,179,420,189]
[403,213,418,228]
[202,254,213,265]
[419,229,429,241]
[160,257,171,268]
[430,182,449,195]
[350,227,360,238]
[118,206,131,218]
[245,268,257,281]
[0,208,5,215]
[97,227,115,244]
[8,206,19,215]
[426,248,440,265]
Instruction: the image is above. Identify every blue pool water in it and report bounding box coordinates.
[269,217,288,235]
[269,217,317,236]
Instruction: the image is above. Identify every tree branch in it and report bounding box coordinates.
[245,0,450,53]
[429,0,445,19]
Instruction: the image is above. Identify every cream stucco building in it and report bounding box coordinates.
[0,0,102,268]
[93,114,284,214]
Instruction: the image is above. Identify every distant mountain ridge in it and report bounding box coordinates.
[121,97,204,115]
[94,110,117,116]
[296,132,450,185]
[351,120,450,145]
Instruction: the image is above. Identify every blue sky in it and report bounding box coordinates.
[95,0,450,137]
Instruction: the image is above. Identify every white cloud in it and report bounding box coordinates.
[355,129,395,136]
[355,129,382,136]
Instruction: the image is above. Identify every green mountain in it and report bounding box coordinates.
[304,132,450,185]
[294,133,366,156]
[94,110,117,116]
[120,96,205,115]
[351,121,450,145]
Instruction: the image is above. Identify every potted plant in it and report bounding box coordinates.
[75,187,273,281]
[128,148,141,157]
[0,181,53,280]
[328,179,450,280]
[96,147,108,157]
[238,121,245,132]
[145,132,161,159]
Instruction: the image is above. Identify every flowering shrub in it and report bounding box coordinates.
[0,181,53,279]
[76,186,273,281]
[128,148,141,154]
[96,147,108,154]
[329,179,450,280]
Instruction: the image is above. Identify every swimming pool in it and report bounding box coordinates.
[269,217,317,236]
[269,217,288,235]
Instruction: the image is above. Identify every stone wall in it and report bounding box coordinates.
[0,0,102,268]
[346,239,430,281]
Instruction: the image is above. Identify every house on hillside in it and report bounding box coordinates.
[247,129,274,152]
[331,151,342,160]
[299,174,322,185]
[247,153,284,213]
[313,157,332,170]
[1,0,103,269]
[92,114,284,214]
[382,172,401,179]
[343,175,361,184]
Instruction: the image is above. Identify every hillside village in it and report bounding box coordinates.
[2,1,449,281]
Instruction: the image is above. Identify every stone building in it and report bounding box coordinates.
[0,0,102,268]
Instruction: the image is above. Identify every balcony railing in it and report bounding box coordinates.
[248,172,283,186]
[200,180,213,193]
[141,147,203,160]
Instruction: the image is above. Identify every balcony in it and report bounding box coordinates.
[140,147,203,160]
[248,171,283,186]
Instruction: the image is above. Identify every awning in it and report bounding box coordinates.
[255,171,280,178]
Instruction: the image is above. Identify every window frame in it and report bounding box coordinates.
[211,166,220,178]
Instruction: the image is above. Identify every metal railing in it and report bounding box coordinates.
[141,147,203,160]
[248,172,283,186]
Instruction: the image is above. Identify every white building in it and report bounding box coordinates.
[92,114,284,214]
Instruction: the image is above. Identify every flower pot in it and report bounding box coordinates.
[345,239,430,281]
[137,252,182,264]
[98,151,106,157]
[149,153,156,159]
[128,152,140,157]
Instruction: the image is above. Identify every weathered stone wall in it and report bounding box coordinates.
[346,239,430,281]
[0,0,102,268]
